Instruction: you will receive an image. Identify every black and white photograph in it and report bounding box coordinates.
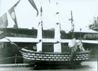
[0,0,98,71]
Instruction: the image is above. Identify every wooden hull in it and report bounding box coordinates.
[20,49,90,65]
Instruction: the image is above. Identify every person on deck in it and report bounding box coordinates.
[68,38,85,62]
[68,38,77,62]
[77,40,85,51]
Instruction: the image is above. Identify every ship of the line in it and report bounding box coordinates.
[0,0,98,66]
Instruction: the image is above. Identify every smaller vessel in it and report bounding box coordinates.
[89,17,98,31]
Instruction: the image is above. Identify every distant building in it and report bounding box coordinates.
[89,17,98,31]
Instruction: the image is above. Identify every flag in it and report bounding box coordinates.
[8,0,20,28]
[0,13,8,28]
[9,8,18,28]
[28,0,39,16]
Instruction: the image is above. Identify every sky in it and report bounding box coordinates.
[0,0,98,32]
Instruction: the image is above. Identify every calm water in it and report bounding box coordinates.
[0,61,97,71]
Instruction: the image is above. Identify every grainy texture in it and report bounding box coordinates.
[0,61,97,71]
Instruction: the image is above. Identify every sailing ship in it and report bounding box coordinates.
[0,0,98,66]
[19,11,90,65]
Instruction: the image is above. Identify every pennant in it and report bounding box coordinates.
[0,13,8,28]
[28,0,39,16]
[8,0,20,28]
[9,8,18,28]
[40,6,43,16]
[49,0,50,3]
[69,11,73,22]
[56,2,58,5]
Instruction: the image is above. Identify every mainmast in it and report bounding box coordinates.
[54,2,61,53]
[37,5,43,52]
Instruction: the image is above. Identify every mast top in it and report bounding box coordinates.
[69,11,74,32]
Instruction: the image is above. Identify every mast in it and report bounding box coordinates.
[54,2,61,53]
[80,28,82,41]
[69,10,74,38]
[37,5,43,52]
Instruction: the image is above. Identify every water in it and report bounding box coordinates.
[0,61,97,71]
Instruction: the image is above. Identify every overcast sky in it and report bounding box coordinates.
[1,0,98,32]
